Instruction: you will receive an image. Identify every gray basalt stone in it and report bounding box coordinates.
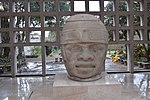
[61,14,108,81]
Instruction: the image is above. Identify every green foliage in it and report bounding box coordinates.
[59,1,71,12]
[14,1,25,12]
[30,16,41,27]
[105,1,150,62]
[30,1,40,12]
[0,1,9,12]
[32,46,41,56]
[119,1,127,11]
[133,1,140,11]
[104,1,113,11]
[45,1,56,12]
[0,58,10,65]
[1,17,9,28]
[134,44,150,62]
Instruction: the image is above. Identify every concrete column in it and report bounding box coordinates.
[42,46,46,77]
[11,47,17,77]
[127,44,134,73]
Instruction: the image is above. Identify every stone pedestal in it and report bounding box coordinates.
[53,72,121,100]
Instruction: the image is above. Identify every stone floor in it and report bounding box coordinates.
[0,72,150,100]
[0,58,150,100]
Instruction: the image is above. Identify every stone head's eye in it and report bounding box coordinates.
[89,45,98,52]
[71,45,81,52]
[90,44,104,52]
[65,45,73,51]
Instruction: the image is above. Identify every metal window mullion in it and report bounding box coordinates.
[9,0,17,77]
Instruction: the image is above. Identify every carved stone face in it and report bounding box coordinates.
[62,42,107,79]
[61,14,108,81]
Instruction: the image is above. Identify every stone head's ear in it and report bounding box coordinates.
[61,45,67,62]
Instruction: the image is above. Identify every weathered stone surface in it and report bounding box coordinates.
[61,14,108,81]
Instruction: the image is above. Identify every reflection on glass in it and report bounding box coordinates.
[133,74,150,98]
[112,73,150,99]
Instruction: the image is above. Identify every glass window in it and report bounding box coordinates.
[29,31,41,43]
[13,16,25,28]
[104,15,115,26]
[119,1,128,11]
[44,0,56,12]
[45,46,65,74]
[59,16,70,27]
[104,1,114,11]
[45,31,57,42]
[133,15,143,26]
[133,44,149,63]
[119,30,129,41]
[1,16,10,28]
[59,0,71,12]
[16,46,42,75]
[119,16,129,26]
[44,16,56,27]
[89,1,100,12]
[108,30,116,42]
[133,1,143,11]
[0,47,11,75]
[0,1,9,12]
[74,1,85,12]
[29,16,41,28]
[29,1,40,12]
[0,32,10,43]
[14,31,26,43]
[133,30,143,40]
[13,1,25,12]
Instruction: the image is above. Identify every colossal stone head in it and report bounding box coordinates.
[61,14,108,81]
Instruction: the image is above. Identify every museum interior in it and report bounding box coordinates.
[0,0,150,100]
